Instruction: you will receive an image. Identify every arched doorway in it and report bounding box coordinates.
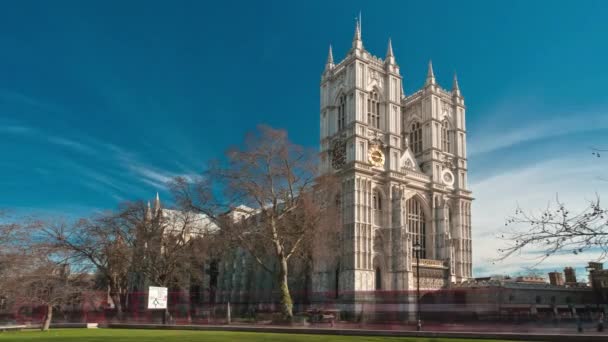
[375,267,382,291]
[334,263,340,299]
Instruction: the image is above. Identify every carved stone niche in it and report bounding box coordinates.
[415,268,445,279]
[441,154,455,170]
[368,69,382,86]
[413,276,446,290]
[403,158,414,171]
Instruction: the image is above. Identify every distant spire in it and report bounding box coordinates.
[452,72,461,96]
[352,14,363,50]
[325,44,334,71]
[153,192,161,212]
[145,201,152,221]
[425,60,436,86]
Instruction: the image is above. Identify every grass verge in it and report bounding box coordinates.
[0,328,527,342]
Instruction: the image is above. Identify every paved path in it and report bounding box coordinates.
[108,323,608,341]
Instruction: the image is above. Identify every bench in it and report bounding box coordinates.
[307,310,336,326]
[0,325,26,332]
[319,314,335,326]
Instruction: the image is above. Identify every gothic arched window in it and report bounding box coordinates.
[441,120,450,153]
[375,267,382,290]
[373,191,382,210]
[410,122,422,154]
[373,190,382,226]
[407,197,426,258]
[338,95,346,131]
[367,91,380,129]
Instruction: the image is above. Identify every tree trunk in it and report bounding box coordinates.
[120,292,128,312]
[109,291,124,321]
[271,218,293,321]
[42,304,52,331]
[277,257,293,320]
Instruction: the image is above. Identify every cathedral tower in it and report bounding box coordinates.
[315,21,473,304]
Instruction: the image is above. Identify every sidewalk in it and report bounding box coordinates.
[107,322,608,342]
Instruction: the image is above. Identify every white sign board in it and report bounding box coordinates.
[147,286,168,309]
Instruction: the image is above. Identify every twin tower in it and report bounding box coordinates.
[314,19,473,301]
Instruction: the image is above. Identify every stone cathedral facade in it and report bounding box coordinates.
[313,21,473,300]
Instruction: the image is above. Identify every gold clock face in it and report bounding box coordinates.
[442,169,455,186]
[368,147,385,167]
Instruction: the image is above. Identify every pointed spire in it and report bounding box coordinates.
[153,192,161,212]
[145,201,152,221]
[425,60,436,86]
[385,38,395,65]
[452,72,461,96]
[325,44,334,71]
[352,14,363,50]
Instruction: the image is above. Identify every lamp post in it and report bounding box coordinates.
[413,242,422,331]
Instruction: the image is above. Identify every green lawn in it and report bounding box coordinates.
[0,329,524,342]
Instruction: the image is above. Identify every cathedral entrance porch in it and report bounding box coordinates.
[411,258,450,290]
[310,258,448,323]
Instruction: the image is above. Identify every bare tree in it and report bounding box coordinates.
[0,219,90,331]
[34,200,214,323]
[0,216,24,307]
[171,125,339,320]
[498,196,608,262]
[34,207,136,320]
[498,148,607,262]
[134,203,214,323]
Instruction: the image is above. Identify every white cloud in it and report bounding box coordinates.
[0,124,34,134]
[47,136,96,154]
[128,164,199,191]
[468,109,608,157]
[131,165,173,185]
[472,154,608,277]
[1,121,98,155]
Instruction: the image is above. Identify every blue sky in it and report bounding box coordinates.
[1,0,607,277]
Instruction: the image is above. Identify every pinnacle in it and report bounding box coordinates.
[425,60,436,86]
[353,17,361,41]
[453,73,460,91]
[326,44,334,65]
[386,38,394,57]
[153,192,161,210]
[351,15,363,50]
[452,72,461,96]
